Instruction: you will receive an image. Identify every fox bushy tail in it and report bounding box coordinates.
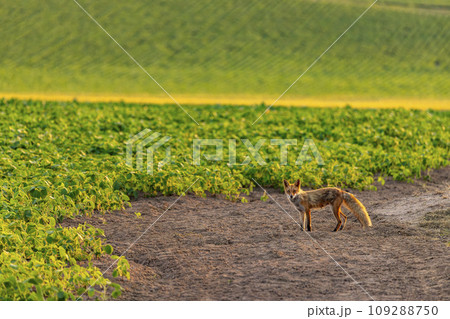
[342,192,372,227]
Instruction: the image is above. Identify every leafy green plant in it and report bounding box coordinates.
[0,98,448,300]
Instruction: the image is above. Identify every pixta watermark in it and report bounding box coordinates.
[126,129,324,175]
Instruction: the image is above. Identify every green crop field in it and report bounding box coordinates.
[1,0,449,100]
[0,98,449,300]
[1,0,449,302]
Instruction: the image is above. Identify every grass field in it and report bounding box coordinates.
[1,0,449,102]
[1,98,449,300]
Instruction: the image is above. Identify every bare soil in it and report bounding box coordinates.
[62,167,450,300]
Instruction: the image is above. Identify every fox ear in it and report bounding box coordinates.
[283,179,289,188]
[294,179,301,188]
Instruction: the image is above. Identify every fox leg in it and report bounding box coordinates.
[300,211,307,231]
[306,209,312,231]
[339,211,348,230]
[332,203,342,232]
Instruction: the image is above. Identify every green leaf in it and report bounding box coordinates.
[49,217,56,227]
[103,244,113,255]
[57,291,66,301]
[87,287,95,297]
[59,246,68,259]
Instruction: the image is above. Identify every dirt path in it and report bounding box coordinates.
[63,167,449,300]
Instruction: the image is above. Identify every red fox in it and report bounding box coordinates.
[283,179,372,231]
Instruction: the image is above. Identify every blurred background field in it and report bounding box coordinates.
[1,0,449,107]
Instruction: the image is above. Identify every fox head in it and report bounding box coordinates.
[283,179,301,201]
